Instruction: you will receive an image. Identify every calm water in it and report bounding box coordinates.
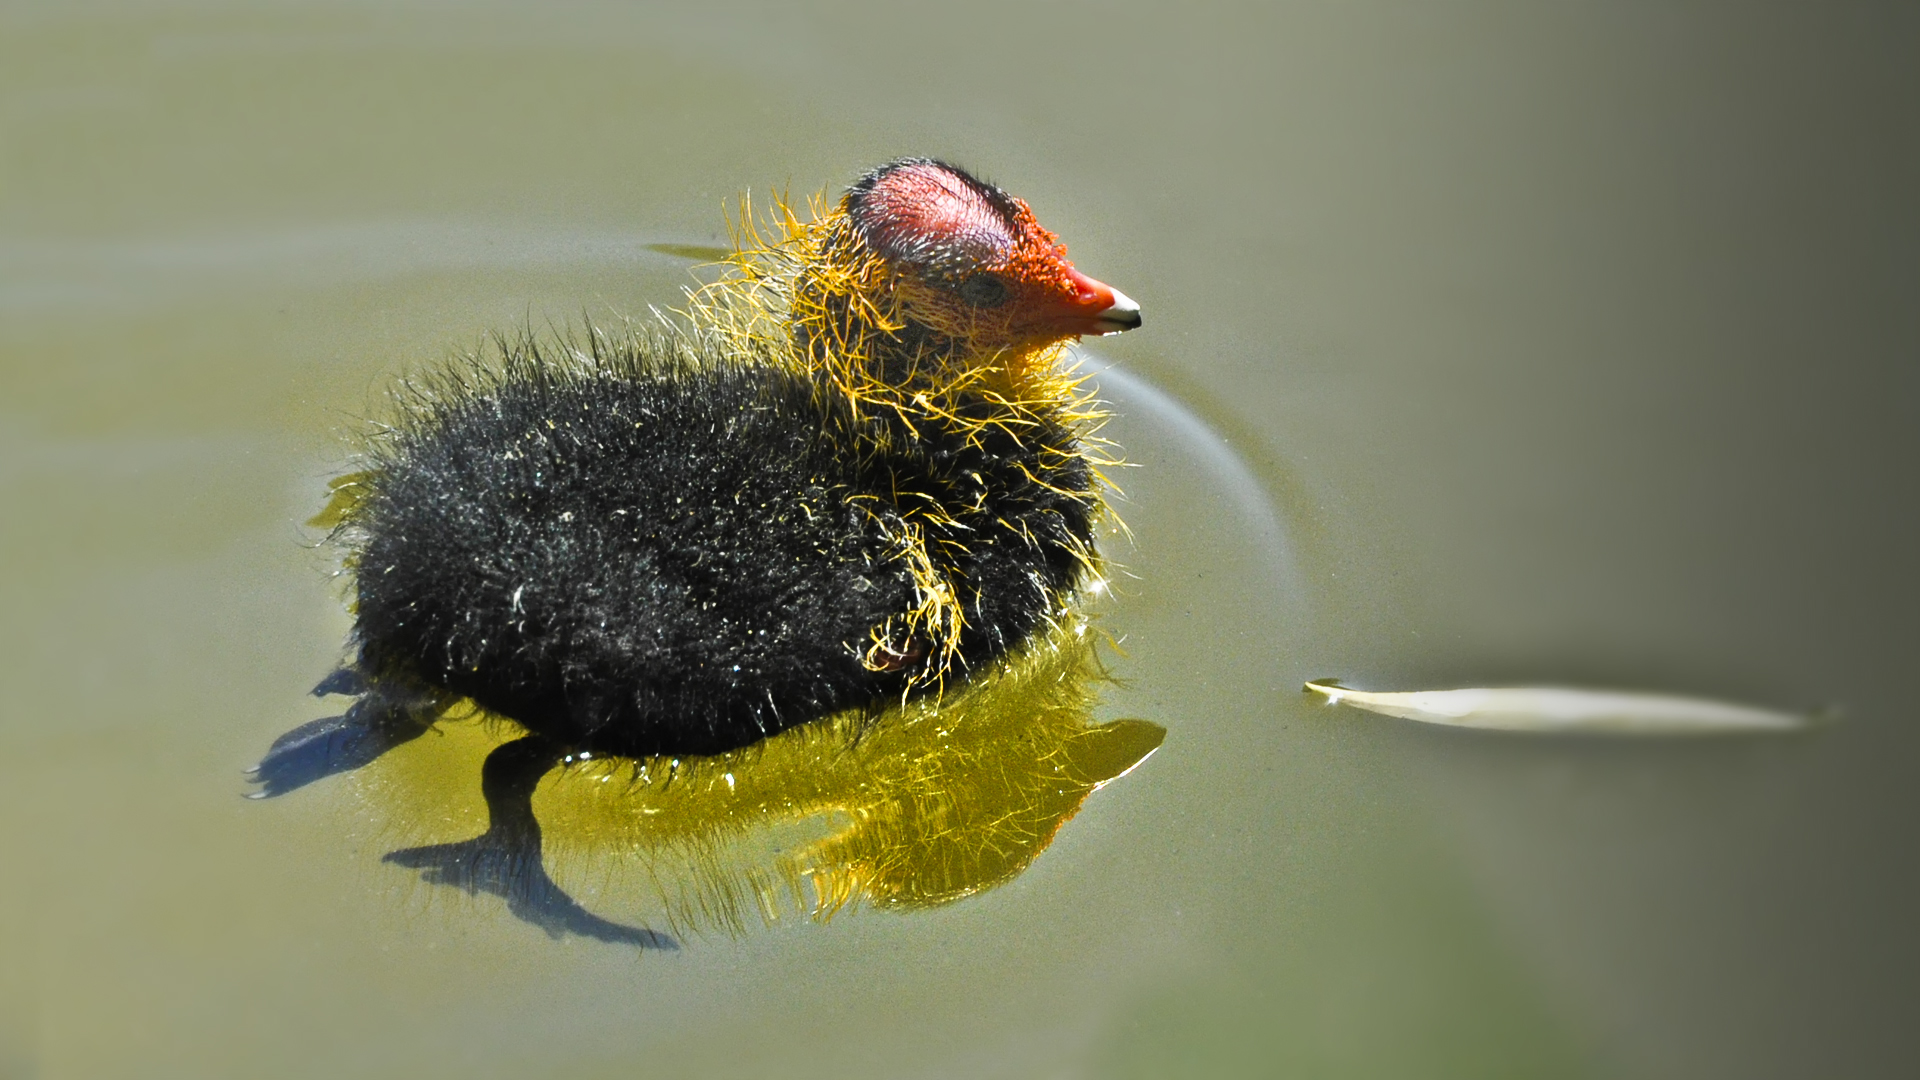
[3,4,1916,1078]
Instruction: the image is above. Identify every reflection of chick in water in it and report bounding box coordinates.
[357,617,1161,942]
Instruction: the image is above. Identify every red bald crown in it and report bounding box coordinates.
[846,159,1021,281]
[839,158,1141,343]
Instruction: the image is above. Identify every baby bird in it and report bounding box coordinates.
[254,159,1139,791]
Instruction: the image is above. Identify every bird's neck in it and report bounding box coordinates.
[786,217,1072,428]
[687,198,1087,434]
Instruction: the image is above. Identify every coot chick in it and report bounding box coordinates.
[258,159,1140,787]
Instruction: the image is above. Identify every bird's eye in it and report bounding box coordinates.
[957,272,1011,308]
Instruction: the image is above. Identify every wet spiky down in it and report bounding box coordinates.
[322,159,1135,758]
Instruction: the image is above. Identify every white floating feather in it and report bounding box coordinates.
[1303,680,1809,734]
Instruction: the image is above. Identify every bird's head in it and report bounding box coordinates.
[839,159,1140,353]
[697,159,1138,415]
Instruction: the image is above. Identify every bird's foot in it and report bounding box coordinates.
[309,666,370,698]
[383,835,675,949]
[246,678,436,798]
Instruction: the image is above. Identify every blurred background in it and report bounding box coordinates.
[2,2,1915,1077]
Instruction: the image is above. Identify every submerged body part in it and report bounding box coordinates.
[362,618,1163,938]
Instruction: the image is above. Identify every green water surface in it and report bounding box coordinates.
[2,4,1914,1078]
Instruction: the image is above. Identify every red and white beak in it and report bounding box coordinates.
[1055,266,1144,337]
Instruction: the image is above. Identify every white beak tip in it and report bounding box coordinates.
[1092,287,1142,334]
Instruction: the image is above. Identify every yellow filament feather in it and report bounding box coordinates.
[673,190,1122,684]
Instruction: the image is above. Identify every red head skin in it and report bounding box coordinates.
[844,160,1141,354]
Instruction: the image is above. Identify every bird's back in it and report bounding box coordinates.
[348,338,1097,756]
